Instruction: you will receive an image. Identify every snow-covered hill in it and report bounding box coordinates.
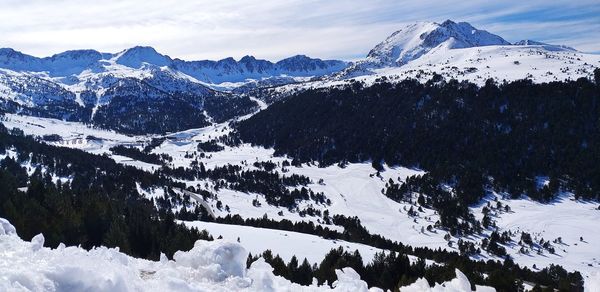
[1,217,503,291]
[2,20,598,131]
[360,43,599,85]
[367,20,509,67]
[336,19,597,80]
[259,20,599,100]
[4,113,600,283]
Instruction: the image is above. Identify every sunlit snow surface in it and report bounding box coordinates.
[2,114,600,283]
[183,221,385,264]
[271,45,600,97]
[471,193,600,277]
[0,218,501,292]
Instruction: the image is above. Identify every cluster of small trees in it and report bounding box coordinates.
[251,247,426,291]
[160,162,329,209]
[110,145,172,165]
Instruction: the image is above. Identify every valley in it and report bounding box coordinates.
[1,18,600,291]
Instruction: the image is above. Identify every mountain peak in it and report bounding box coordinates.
[440,19,456,26]
[0,48,36,60]
[115,46,172,68]
[286,54,309,60]
[47,49,103,62]
[239,55,256,62]
[276,55,346,73]
[366,20,509,66]
[124,46,158,53]
[0,48,42,71]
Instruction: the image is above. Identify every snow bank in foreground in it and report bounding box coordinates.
[400,270,495,292]
[0,218,495,292]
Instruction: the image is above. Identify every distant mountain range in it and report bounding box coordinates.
[0,19,598,134]
[0,46,347,84]
[0,47,346,133]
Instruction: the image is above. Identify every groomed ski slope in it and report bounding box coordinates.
[0,218,502,292]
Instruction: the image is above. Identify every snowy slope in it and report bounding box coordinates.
[267,44,599,100]
[260,20,599,100]
[0,113,162,171]
[5,113,600,279]
[471,192,600,276]
[365,20,509,67]
[182,221,390,264]
[169,139,600,277]
[1,217,501,292]
[366,44,600,85]
[1,113,143,151]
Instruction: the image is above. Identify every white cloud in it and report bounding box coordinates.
[0,0,598,60]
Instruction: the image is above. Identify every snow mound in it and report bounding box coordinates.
[0,216,501,291]
[398,269,495,292]
[172,240,248,281]
[0,217,385,291]
[0,218,510,292]
[0,218,16,235]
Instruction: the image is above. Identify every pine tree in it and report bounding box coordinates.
[104,218,131,254]
[296,258,313,285]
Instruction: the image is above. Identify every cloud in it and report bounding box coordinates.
[0,0,598,60]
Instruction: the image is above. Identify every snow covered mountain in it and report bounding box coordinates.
[0,47,346,133]
[0,46,346,86]
[367,20,509,67]
[330,20,598,83]
[338,20,509,77]
[173,54,347,84]
[1,19,599,133]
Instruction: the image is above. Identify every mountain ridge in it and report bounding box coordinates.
[0,46,347,82]
[1,19,598,134]
[365,20,511,67]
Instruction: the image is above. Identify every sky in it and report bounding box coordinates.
[1,0,599,61]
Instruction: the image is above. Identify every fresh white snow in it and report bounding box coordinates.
[4,114,600,280]
[471,192,600,277]
[0,217,498,292]
[182,221,389,264]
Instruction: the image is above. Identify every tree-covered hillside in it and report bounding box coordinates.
[239,70,600,205]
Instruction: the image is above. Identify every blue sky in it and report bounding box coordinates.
[1,0,599,61]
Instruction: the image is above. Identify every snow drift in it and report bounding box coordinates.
[0,217,500,291]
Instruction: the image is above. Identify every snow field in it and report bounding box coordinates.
[4,114,600,279]
[0,218,498,291]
